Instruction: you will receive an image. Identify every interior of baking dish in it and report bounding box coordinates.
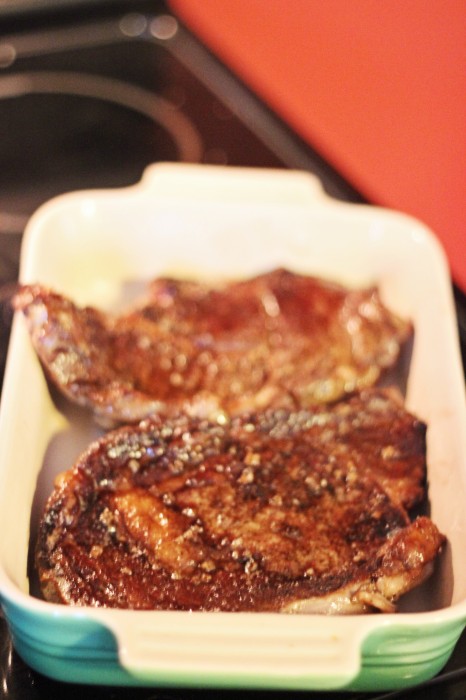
[1,163,466,692]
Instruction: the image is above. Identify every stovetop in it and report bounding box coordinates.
[0,2,465,698]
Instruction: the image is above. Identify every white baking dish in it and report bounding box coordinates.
[0,162,465,692]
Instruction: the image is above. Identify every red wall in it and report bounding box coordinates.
[170,0,466,289]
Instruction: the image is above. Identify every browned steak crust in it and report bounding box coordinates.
[36,389,444,613]
[15,269,412,426]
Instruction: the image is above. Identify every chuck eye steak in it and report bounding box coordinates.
[36,389,444,614]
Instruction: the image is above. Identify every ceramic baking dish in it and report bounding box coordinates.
[0,162,466,692]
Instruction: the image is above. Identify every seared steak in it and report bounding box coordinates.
[15,269,412,427]
[36,389,444,613]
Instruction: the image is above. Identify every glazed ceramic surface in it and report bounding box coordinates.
[0,163,465,691]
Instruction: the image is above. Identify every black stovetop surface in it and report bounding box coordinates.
[0,3,465,699]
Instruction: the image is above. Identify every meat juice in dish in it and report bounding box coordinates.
[14,269,445,613]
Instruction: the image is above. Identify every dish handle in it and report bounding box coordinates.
[138,161,329,205]
[102,611,363,690]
